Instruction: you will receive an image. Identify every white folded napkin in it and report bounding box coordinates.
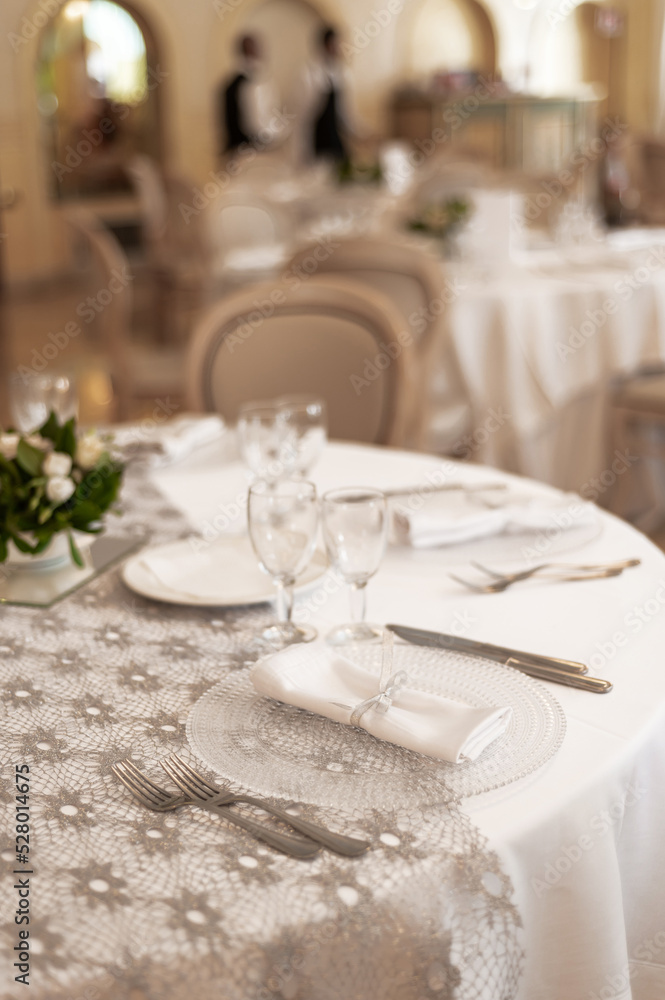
[392,492,597,549]
[113,414,225,468]
[223,245,290,272]
[251,642,512,764]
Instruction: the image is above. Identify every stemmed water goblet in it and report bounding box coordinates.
[248,479,319,646]
[276,396,328,478]
[9,372,78,433]
[237,402,296,484]
[321,487,388,645]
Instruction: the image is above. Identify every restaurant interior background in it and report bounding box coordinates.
[3,0,665,529]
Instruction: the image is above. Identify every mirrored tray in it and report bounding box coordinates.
[187,641,566,813]
[0,534,143,608]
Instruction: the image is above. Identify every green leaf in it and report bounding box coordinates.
[8,533,36,554]
[0,454,21,483]
[16,440,44,478]
[32,533,54,554]
[0,535,7,562]
[57,419,77,458]
[37,505,55,525]
[27,492,43,512]
[39,411,60,443]
[68,531,84,567]
[69,500,102,525]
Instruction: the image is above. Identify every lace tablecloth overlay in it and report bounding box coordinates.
[0,470,524,1000]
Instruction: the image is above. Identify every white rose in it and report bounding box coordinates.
[46,476,76,505]
[24,434,50,451]
[43,451,72,477]
[0,433,20,460]
[75,434,106,470]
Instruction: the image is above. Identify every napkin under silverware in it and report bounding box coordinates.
[251,642,512,764]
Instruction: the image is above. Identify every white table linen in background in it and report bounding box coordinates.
[153,441,665,999]
[444,236,665,494]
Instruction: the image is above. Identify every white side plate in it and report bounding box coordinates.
[122,535,328,607]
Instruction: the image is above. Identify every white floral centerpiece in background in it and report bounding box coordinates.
[0,411,124,567]
[407,195,472,249]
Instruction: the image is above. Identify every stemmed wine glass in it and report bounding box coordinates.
[321,487,388,645]
[276,396,328,478]
[248,479,319,646]
[9,373,78,433]
[237,403,293,484]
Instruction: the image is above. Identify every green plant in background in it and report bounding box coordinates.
[0,411,124,566]
[337,158,383,186]
[408,196,472,241]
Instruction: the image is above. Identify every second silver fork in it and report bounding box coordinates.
[112,759,319,859]
[472,558,640,586]
[452,558,640,593]
[161,753,371,857]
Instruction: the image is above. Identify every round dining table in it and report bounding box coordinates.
[2,437,665,1000]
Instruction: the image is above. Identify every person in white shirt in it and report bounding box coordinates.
[219,34,280,155]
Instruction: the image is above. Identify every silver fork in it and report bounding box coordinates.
[471,558,640,586]
[161,754,370,858]
[111,760,320,859]
[450,566,628,594]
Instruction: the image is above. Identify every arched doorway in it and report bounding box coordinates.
[37,0,163,199]
[406,0,496,83]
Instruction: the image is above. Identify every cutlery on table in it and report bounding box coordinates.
[451,558,640,594]
[382,482,507,500]
[111,760,320,859]
[471,558,640,584]
[386,624,613,694]
[161,754,370,858]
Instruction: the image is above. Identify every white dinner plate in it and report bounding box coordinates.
[122,535,328,607]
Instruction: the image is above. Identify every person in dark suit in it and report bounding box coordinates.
[220,34,262,155]
[306,27,349,163]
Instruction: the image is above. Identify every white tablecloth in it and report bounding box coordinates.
[153,441,665,1000]
[444,234,665,496]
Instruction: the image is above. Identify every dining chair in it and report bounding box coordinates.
[186,274,418,447]
[205,192,293,289]
[126,156,211,344]
[64,208,186,420]
[610,367,665,529]
[286,236,472,453]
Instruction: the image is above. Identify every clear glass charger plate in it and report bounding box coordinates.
[187,642,566,812]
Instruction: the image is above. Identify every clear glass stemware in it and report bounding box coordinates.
[321,487,388,645]
[237,402,296,484]
[9,372,78,433]
[276,396,328,478]
[248,479,319,646]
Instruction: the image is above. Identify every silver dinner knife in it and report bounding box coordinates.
[386,624,613,694]
[382,482,507,499]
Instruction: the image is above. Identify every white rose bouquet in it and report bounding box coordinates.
[0,411,124,566]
